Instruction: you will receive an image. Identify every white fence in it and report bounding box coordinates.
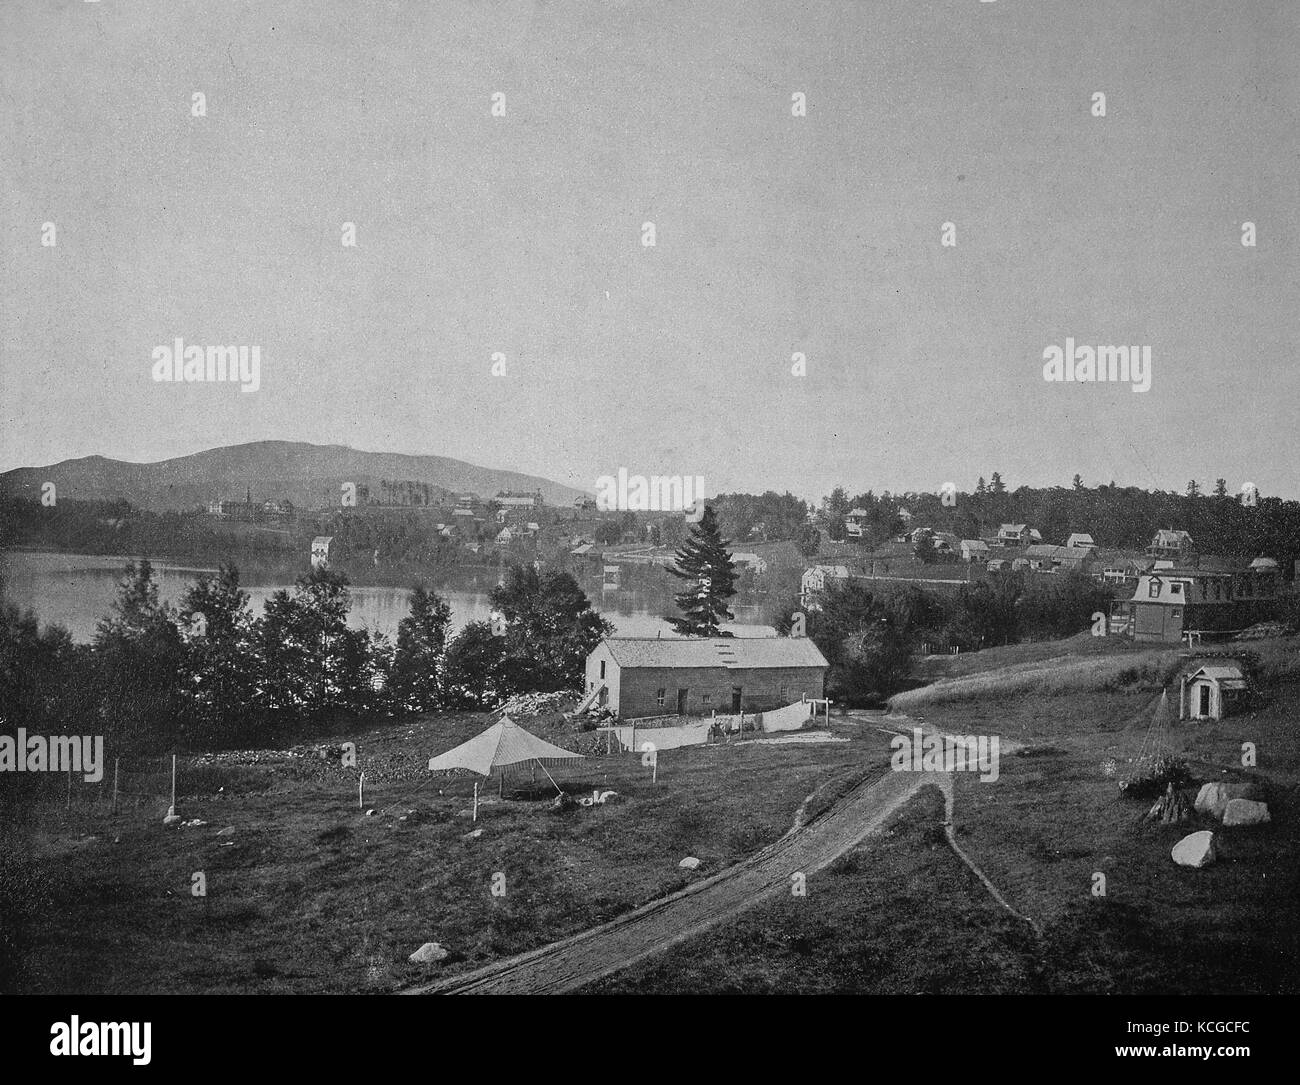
[605,699,818,752]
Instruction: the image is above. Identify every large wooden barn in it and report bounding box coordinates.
[583,637,829,720]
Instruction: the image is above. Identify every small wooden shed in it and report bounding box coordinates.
[1178,660,1249,721]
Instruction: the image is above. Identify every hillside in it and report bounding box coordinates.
[0,441,588,511]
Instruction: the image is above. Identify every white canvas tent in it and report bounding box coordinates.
[427,716,584,805]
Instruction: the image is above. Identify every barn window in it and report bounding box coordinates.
[599,660,606,679]
[1148,580,1161,598]
[656,688,665,707]
[702,693,712,705]
[779,681,788,699]
[1170,582,1182,595]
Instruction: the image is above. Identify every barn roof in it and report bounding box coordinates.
[600,637,828,671]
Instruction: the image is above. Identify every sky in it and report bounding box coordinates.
[2,0,1297,503]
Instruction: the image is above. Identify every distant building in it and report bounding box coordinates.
[1120,568,1279,643]
[1147,529,1195,562]
[986,558,1009,573]
[996,523,1034,547]
[731,552,767,574]
[311,536,333,569]
[495,527,513,544]
[960,539,989,562]
[845,508,869,538]
[584,637,829,719]
[496,490,542,508]
[1025,543,1095,573]
[1066,533,1096,550]
[799,564,869,610]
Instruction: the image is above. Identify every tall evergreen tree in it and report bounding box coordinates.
[665,506,738,637]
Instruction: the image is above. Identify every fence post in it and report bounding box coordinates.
[112,758,119,814]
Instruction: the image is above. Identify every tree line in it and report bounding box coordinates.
[0,562,613,753]
[815,476,1300,569]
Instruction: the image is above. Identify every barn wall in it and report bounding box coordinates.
[614,665,826,719]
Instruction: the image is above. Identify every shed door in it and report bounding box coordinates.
[677,689,688,715]
[732,687,743,713]
[1199,684,1211,717]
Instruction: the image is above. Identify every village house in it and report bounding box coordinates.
[844,508,869,538]
[730,552,768,575]
[310,536,333,569]
[1147,529,1195,563]
[1025,543,1096,574]
[960,539,990,563]
[496,490,543,508]
[1117,565,1280,643]
[996,523,1036,547]
[584,637,829,719]
[799,564,869,610]
[1066,533,1096,550]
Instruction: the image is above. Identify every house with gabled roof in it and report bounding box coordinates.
[584,637,828,719]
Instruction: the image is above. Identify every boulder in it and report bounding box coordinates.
[408,942,448,965]
[678,856,701,870]
[1222,799,1271,827]
[216,826,236,836]
[1194,782,1262,819]
[462,828,483,841]
[1171,830,1216,868]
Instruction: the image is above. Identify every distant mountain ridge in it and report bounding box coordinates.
[0,441,589,511]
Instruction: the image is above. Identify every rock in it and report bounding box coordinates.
[678,856,701,870]
[181,819,207,828]
[365,808,376,817]
[462,828,483,841]
[1222,799,1271,826]
[162,814,181,827]
[408,942,448,964]
[1194,782,1262,820]
[216,826,236,836]
[1171,830,1217,868]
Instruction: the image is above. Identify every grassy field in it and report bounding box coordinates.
[593,641,1300,994]
[6,635,1297,995]
[0,712,876,994]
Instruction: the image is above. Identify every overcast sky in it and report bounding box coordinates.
[2,0,1296,501]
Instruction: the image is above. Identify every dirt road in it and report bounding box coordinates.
[404,760,933,995]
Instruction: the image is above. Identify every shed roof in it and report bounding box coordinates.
[600,637,828,671]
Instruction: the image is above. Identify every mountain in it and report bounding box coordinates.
[0,441,589,511]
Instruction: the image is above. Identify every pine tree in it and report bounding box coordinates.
[665,506,738,637]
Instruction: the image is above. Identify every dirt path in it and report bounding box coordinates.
[403,763,930,995]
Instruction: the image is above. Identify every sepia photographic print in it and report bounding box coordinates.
[1,0,1295,1063]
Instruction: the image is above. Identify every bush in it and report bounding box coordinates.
[1118,755,1193,801]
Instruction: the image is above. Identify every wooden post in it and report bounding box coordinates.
[112,758,119,814]
[498,768,503,798]
[473,781,479,823]
[66,762,72,809]
[358,772,364,811]
[170,753,177,812]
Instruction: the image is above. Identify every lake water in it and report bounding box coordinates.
[0,550,774,643]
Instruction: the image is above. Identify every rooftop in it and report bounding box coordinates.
[600,637,829,671]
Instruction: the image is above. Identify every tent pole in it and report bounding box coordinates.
[534,759,564,796]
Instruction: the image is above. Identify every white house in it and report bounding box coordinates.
[1066,533,1096,550]
[997,523,1033,547]
[960,539,990,562]
[311,536,333,569]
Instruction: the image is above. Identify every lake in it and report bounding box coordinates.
[0,550,775,643]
